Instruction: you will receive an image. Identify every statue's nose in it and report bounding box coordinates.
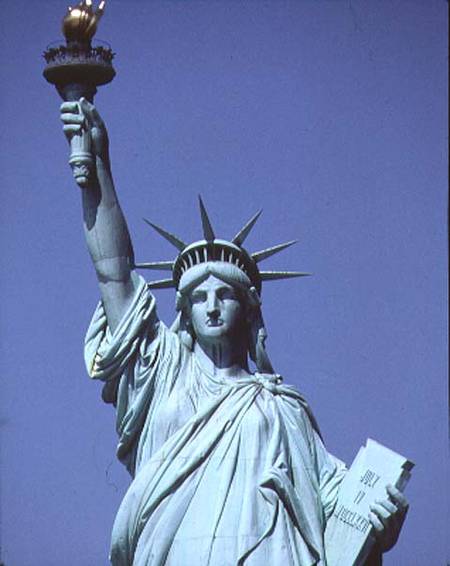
[206,294,220,317]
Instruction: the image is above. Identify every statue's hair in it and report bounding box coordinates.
[170,262,274,374]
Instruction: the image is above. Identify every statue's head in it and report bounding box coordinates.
[175,260,271,371]
[176,261,256,339]
[185,272,246,347]
[136,197,309,373]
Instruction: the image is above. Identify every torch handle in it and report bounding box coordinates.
[68,125,94,188]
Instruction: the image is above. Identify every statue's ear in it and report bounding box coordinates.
[248,286,261,307]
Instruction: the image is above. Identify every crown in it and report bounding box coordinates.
[135,197,310,294]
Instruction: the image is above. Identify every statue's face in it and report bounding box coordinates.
[189,275,245,345]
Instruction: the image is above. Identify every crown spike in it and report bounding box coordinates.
[259,271,311,281]
[147,278,176,289]
[198,196,216,241]
[134,261,174,271]
[251,240,298,263]
[143,218,186,251]
[232,210,262,246]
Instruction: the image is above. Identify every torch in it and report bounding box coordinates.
[43,1,115,187]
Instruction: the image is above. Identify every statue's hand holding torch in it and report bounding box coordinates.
[60,98,109,187]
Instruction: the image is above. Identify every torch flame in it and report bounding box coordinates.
[62,0,106,43]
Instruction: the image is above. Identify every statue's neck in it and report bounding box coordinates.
[193,340,250,378]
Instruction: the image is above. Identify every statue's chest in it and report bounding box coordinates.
[149,382,197,448]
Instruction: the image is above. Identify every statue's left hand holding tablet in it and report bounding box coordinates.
[369,484,409,553]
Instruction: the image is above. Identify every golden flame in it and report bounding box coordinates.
[62,0,106,42]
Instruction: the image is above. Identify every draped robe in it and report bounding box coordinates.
[85,276,347,566]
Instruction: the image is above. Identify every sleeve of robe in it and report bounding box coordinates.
[292,394,348,523]
[84,274,187,475]
[308,416,383,565]
[316,434,347,522]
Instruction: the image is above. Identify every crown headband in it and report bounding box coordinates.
[135,197,310,295]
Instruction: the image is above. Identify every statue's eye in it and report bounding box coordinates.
[217,288,238,301]
[191,291,207,304]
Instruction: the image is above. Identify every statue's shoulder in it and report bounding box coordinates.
[274,378,323,439]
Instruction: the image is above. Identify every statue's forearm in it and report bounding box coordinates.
[365,544,382,566]
[81,154,141,333]
[81,156,134,282]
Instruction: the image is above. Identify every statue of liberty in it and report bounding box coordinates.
[56,5,408,565]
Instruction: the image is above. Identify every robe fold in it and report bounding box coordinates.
[85,276,347,566]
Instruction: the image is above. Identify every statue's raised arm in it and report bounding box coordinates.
[60,98,140,332]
